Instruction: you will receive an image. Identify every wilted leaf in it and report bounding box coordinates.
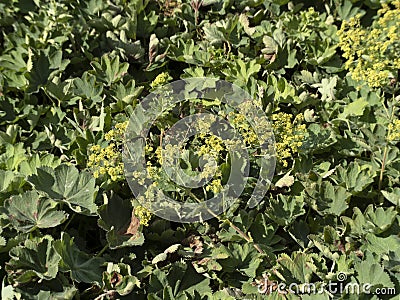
[98,194,144,249]
[103,263,140,296]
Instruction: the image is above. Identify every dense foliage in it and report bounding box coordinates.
[0,0,399,299]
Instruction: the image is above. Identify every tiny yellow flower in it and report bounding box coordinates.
[105,130,115,141]
[271,112,306,167]
[206,179,223,194]
[388,119,400,142]
[134,205,152,226]
[338,4,400,88]
[90,145,101,152]
[150,72,171,88]
[87,123,128,181]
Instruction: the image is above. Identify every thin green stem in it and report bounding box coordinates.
[62,214,75,232]
[378,146,388,192]
[96,243,109,257]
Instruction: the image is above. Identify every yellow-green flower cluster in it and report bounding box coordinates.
[299,7,324,38]
[150,72,171,88]
[388,119,400,142]
[88,144,124,180]
[154,146,163,165]
[104,121,129,141]
[271,112,306,167]
[337,1,400,87]
[134,205,152,226]
[144,133,225,195]
[205,178,223,194]
[228,112,258,146]
[88,121,128,181]
[196,134,225,159]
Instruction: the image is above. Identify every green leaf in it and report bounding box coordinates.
[1,280,16,300]
[341,205,396,236]
[382,188,400,206]
[249,214,283,248]
[72,72,103,106]
[262,35,278,54]
[337,0,365,20]
[277,252,317,283]
[0,143,27,171]
[4,190,67,232]
[91,54,129,86]
[26,53,51,94]
[218,243,262,278]
[54,232,104,284]
[192,246,229,273]
[18,153,61,177]
[309,225,345,261]
[97,193,144,249]
[149,262,211,297]
[266,194,305,226]
[301,124,337,154]
[26,50,69,94]
[28,164,98,215]
[218,210,255,243]
[362,233,400,256]
[311,181,351,216]
[355,252,393,289]
[111,79,143,108]
[0,170,15,193]
[0,224,6,247]
[334,162,374,194]
[313,76,337,102]
[203,23,228,46]
[364,206,397,233]
[6,236,61,284]
[44,80,75,104]
[338,98,369,119]
[31,286,78,300]
[222,59,261,86]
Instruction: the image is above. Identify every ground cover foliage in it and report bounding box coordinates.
[0,0,400,299]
